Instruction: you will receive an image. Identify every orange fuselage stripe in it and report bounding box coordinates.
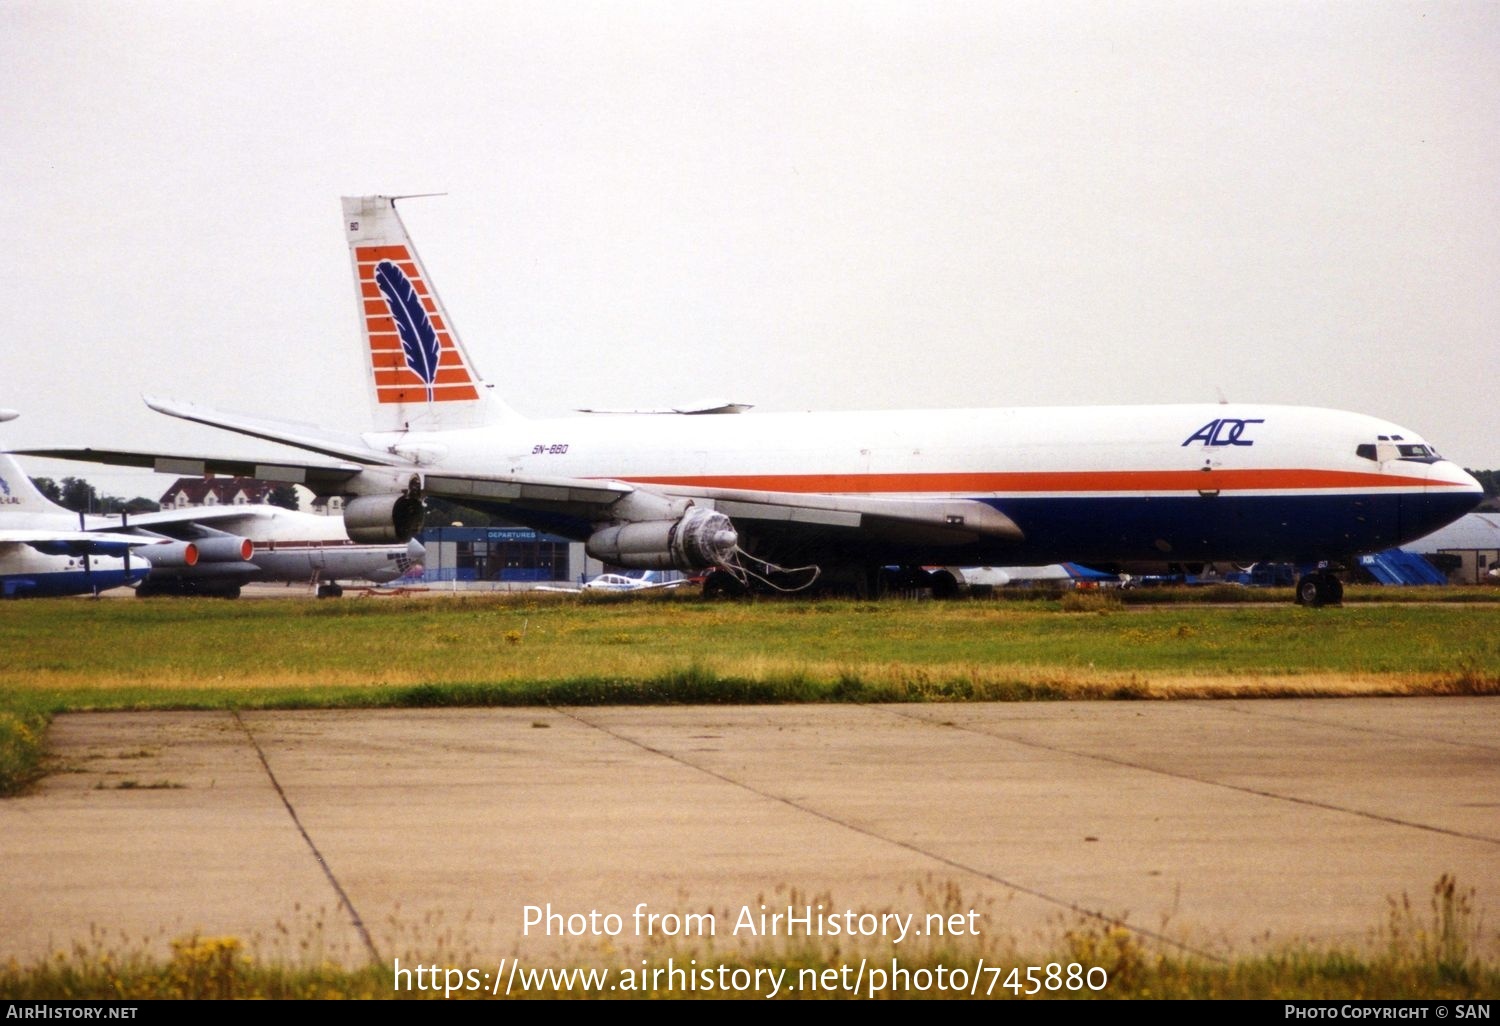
[618,468,1446,494]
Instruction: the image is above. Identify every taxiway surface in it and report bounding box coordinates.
[3,699,1496,973]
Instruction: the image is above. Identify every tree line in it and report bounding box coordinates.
[29,477,301,516]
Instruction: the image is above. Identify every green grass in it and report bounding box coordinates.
[3,592,1498,795]
[4,591,1499,694]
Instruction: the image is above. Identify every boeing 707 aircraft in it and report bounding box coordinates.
[17,195,1483,604]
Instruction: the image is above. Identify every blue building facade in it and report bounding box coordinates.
[417,526,580,583]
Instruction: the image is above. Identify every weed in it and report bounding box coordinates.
[1384,874,1483,983]
[0,706,49,796]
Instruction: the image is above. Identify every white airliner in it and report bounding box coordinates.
[0,455,422,598]
[0,458,164,597]
[16,195,1484,605]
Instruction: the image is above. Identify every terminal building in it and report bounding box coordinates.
[415,525,604,587]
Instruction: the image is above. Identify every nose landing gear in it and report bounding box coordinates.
[1295,571,1344,607]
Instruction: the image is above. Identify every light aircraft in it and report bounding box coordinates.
[584,571,694,593]
[534,571,695,595]
[0,455,422,598]
[15,195,1484,605]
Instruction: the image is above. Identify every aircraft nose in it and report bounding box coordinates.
[1403,461,1485,542]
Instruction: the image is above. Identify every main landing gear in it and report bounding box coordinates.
[1294,571,1344,607]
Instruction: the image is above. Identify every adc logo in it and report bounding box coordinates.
[1182,418,1264,447]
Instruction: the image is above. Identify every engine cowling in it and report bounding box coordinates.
[192,537,254,563]
[140,541,199,568]
[586,507,738,571]
[343,493,425,544]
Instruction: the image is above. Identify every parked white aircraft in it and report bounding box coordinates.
[0,455,422,598]
[0,458,165,597]
[0,538,154,597]
[583,571,693,594]
[16,195,1484,605]
[535,571,694,595]
[124,505,427,598]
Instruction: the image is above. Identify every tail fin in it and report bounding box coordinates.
[0,454,70,513]
[343,195,517,432]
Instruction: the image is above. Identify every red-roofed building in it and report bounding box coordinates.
[159,478,281,509]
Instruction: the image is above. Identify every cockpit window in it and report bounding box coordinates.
[1357,441,1442,463]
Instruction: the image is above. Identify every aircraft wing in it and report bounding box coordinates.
[116,506,291,532]
[646,485,1023,547]
[12,447,1023,559]
[419,472,1024,563]
[94,398,1025,547]
[421,470,636,510]
[9,445,371,494]
[0,529,167,558]
[19,392,1025,569]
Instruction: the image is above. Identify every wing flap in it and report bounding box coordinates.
[424,473,631,509]
[691,491,1023,545]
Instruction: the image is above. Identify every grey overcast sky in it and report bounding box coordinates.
[3,1,1497,500]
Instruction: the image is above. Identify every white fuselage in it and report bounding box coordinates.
[363,402,1480,566]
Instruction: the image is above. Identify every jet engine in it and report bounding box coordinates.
[140,541,199,568]
[343,492,425,544]
[192,536,254,563]
[586,506,738,571]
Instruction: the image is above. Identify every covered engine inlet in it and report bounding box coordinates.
[586,506,738,571]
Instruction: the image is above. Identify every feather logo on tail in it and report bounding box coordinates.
[374,259,440,402]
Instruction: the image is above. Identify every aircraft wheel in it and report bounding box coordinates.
[1296,575,1321,606]
[316,583,345,599]
[1295,573,1341,607]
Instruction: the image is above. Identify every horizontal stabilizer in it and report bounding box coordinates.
[143,395,386,465]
